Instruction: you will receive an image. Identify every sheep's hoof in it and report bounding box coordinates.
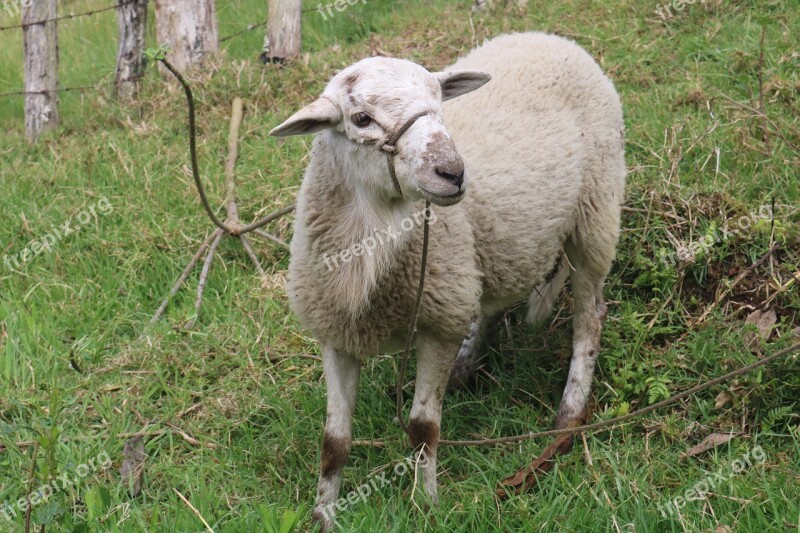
[311,507,334,532]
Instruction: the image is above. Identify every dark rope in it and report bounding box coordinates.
[439,342,800,446]
[379,110,429,196]
[159,57,294,235]
[369,108,434,437]
[159,58,235,234]
[396,201,432,434]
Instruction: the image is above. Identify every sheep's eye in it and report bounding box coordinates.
[351,112,372,127]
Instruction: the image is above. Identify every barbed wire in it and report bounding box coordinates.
[0,83,112,98]
[219,6,320,43]
[0,2,322,98]
[220,20,268,43]
[0,0,139,32]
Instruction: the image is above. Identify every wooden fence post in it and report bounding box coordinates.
[23,0,59,141]
[154,0,219,75]
[266,0,301,62]
[115,0,148,100]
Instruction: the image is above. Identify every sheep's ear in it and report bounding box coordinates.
[269,97,342,137]
[433,70,491,101]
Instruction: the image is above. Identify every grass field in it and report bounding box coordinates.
[1,0,799,531]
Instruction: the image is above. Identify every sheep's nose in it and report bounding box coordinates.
[435,161,465,189]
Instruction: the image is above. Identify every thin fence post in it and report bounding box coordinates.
[115,0,148,100]
[23,0,59,141]
[154,0,219,75]
[266,0,301,62]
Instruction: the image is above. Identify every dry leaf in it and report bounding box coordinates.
[681,432,738,460]
[714,391,733,410]
[715,526,732,533]
[496,433,574,497]
[119,436,146,497]
[743,308,777,353]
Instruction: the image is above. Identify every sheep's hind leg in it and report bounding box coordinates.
[497,235,613,497]
[554,239,609,436]
[448,315,498,390]
[312,345,361,530]
[408,336,460,502]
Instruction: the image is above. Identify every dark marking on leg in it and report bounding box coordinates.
[408,418,440,452]
[553,403,589,456]
[320,433,350,479]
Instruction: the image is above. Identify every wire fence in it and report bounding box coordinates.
[0,0,137,31]
[0,1,317,99]
[0,84,110,98]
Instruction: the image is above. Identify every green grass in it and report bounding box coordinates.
[1,0,799,531]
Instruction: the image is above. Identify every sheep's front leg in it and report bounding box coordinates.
[407,336,459,502]
[312,345,361,530]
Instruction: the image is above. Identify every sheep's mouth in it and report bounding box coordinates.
[420,188,465,206]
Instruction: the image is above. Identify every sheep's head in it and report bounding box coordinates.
[269,57,490,206]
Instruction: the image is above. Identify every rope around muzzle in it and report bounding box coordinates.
[379,110,430,197]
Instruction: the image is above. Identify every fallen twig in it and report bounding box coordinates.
[174,488,215,533]
[116,427,218,449]
[351,439,388,448]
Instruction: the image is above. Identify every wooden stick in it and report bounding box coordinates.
[351,439,388,448]
[225,97,244,222]
[174,488,215,533]
[149,231,217,327]
[148,92,293,329]
[188,228,224,327]
[253,228,290,250]
[239,234,265,276]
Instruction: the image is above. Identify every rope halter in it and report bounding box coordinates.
[378,110,430,197]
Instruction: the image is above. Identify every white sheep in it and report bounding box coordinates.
[270,32,626,528]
